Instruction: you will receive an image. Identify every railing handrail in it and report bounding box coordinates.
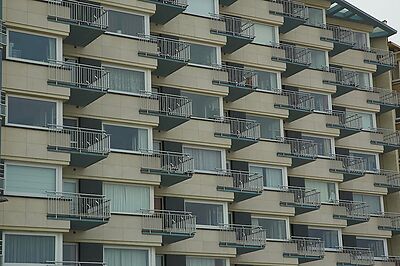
[210,13,255,39]
[142,209,193,215]
[48,124,108,135]
[271,42,311,65]
[47,191,107,198]
[48,59,107,72]
[267,0,308,19]
[140,149,192,157]
[153,0,188,7]
[325,24,355,44]
[214,116,261,140]
[46,261,106,266]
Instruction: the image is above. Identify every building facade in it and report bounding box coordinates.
[0,0,399,265]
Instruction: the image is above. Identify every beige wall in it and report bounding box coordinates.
[336,132,384,153]
[100,0,155,14]
[281,25,333,50]
[288,159,343,182]
[285,113,340,137]
[291,204,347,228]
[283,69,337,93]
[303,251,337,266]
[342,217,392,238]
[339,174,387,195]
[330,49,377,72]
[333,90,380,113]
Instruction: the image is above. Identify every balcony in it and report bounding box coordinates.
[277,138,318,167]
[219,0,238,6]
[280,186,321,215]
[214,116,260,151]
[377,212,400,234]
[47,191,111,230]
[0,163,6,203]
[321,24,355,57]
[374,170,400,193]
[0,20,6,47]
[283,237,325,263]
[210,14,255,54]
[47,0,108,47]
[219,224,267,254]
[138,35,190,77]
[141,209,196,244]
[370,128,400,152]
[139,91,192,131]
[336,247,374,266]
[48,60,109,107]
[275,90,314,122]
[330,154,366,182]
[268,0,308,33]
[326,110,362,139]
[271,43,311,77]
[0,90,6,119]
[140,0,188,24]
[212,65,259,102]
[47,125,110,167]
[47,262,106,266]
[367,87,400,113]
[364,48,396,76]
[333,200,370,226]
[140,150,194,187]
[217,169,263,202]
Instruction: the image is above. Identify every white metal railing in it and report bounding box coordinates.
[324,24,355,44]
[365,48,396,67]
[371,87,400,106]
[284,237,325,257]
[215,116,261,141]
[48,125,110,155]
[213,65,260,90]
[324,67,372,90]
[47,191,111,220]
[268,0,308,20]
[380,256,400,263]
[217,169,263,193]
[48,0,108,29]
[151,0,188,7]
[326,110,362,129]
[333,200,370,219]
[48,60,110,92]
[141,150,194,175]
[0,90,6,117]
[370,127,400,146]
[374,169,400,189]
[277,90,315,111]
[332,154,367,174]
[280,186,321,207]
[138,35,190,62]
[376,212,400,231]
[220,224,267,247]
[140,91,192,118]
[0,163,4,196]
[47,262,106,266]
[0,20,6,46]
[210,14,255,39]
[142,209,196,235]
[272,43,311,66]
[279,137,318,158]
[336,247,374,265]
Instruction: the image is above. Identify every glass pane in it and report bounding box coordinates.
[185,0,215,17]
[357,72,371,89]
[104,183,150,214]
[309,49,327,70]
[63,180,77,193]
[356,238,385,257]
[309,93,330,112]
[247,115,281,139]
[307,7,324,27]
[302,135,332,156]
[63,243,78,261]
[185,202,224,226]
[308,228,339,249]
[156,255,164,266]
[353,32,369,50]
[183,147,222,172]
[105,248,149,266]
[5,234,55,263]
[349,152,377,171]
[104,124,149,152]
[305,179,337,203]
[8,97,56,127]
[253,24,275,45]
[189,43,217,66]
[186,256,225,266]
[181,91,220,118]
[108,11,145,37]
[254,70,278,92]
[252,217,287,240]
[9,31,56,63]
[346,111,374,129]
[249,165,283,189]
[106,67,145,94]
[353,193,381,214]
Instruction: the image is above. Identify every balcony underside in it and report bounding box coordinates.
[146,1,187,25]
[370,140,400,153]
[325,82,358,98]
[48,147,108,167]
[337,263,372,266]
[366,99,398,113]
[364,60,394,76]
[217,185,262,202]
[212,80,255,102]
[141,168,192,187]
[333,215,369,226]
[329,169,365,182]
[274,105,312,122]
[277,153,317,168]
[322,38,354,57]
[326,124,361,139]
[212,31,254,54]
[220,242,265,255]
[142,229,195,244]
[374,181,400,193]
[284,253,324,264]
[378,226,400,235]
[275,15,306,34]
[219,0,238,6]
[280,202,320,215]
[48,214,109,230]
[214,133,258,151]
[284,62,309,78]
[139,110,190,131]
[138,53,188,77]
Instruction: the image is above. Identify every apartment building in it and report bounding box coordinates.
[0,0,399,265]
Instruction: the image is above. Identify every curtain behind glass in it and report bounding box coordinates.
[357,72,371,89]
[253,24,275,45]
[5,234,55,263]
[252,218,286,239]
[185,202,223,226]
[105,248,148,266]
[302,135,331,156]
[306,8,324,27]
[104,124,149,152]
[181,92,220,119]
[309,49,327,70]
[356,239,385,257]
[186,256,225,266]
[247,115,281,139]
[107,67,145,93]
[305,179,336,203]
[183,147,222,171]
[308,228,338,249]
[108,11,145,36]
[349,152,377,171]
[104,183,150,214]
[346,111,374,129]
[353,32,369,50]
[189,43,217,66]
[249,166,283,189]
[353,194,381,214]
[255,71,278,92]
[309,93,329,112]
[185,0,215,17]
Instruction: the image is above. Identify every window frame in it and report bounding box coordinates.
[187,40,222,69]
[355,237,388,259]
[308,48,329,70]
[181,90,223,120]
[302,133,335,158]
[246,114,283,141]
[183,0,219,18]
[252,23,279,46]
[346,109,377,130]
[106,8,150,39]
[253,68,282,93]
[103,245,155,266]
[248,163,288,191]
[182,144,226,174]
[349,150,380,173]
[305,6,326,27]
[251,215,290,241]
[352,30,371,50]
[353,192,384,215]
[184,199,228,229]
[307,226,342,251]
[304,179,339,204]
[185,256,229,266]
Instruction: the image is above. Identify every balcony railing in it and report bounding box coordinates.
[284,237,325,258]
[213,65,260,90]
[149,0,188,7]
[326,110,362,129]
[271,43,311,66]
[376,212,400,232]
[380,256,400,263]
[268,0,308,20]
[374,170,400,191]
[324,67,371,90]
[140,91,192,118]
[47,191,111,221]
[0,20,6,46]
[220,224,267,248]
[210,14,255,39]
[277,90,315,111]
[280,186,321,208]
[392,63,400,81]
[324,24,354,45]
[336,247,374,266]
[142,209,196,236]
[141,150,194,175]
[333,200,370,220]
[331,154,367,175]
[217,169,263,193]
[0,90,6,118]
[279,137,319,158]
[365,48,396,67]
[370,128,400,147]
[47,262,106,266]
[214,117,261,141]
[48,0,108,29]
[369,87,400,107]
[48,60,110,92]
[138,35,190,62]
[48,125,111,155]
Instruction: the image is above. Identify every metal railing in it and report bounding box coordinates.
[140,91,192,118]
[370,128,400,146]
[214,116,261,141]
[272,43,311,66]
[47,262,106,266]
[212,65,260,90]
[380,256,400,263]
[324,24,355,44]
[151,0,188,7]
[331,154,367,174]
[138,35,190,62]
[141,150,194,175]
[220,224,267,247]
[392,63,400,81]
[365,48,396,67]
[277,90,315,111]
[376,212,400,231]
[142,209,196,235]
[217,169,263,193]
[333,200,370,219]
[0,20,6,46]
[48,125,111,155]
[48,60,110,92]
[48,0,108,29]
[326,110,362,129]
[0,90,6,117]
[371,87,400,106]
[210,14,255,39]
[47,191,111,220]
[284,237,325,258]
[324,67,371,90]
[279,137,318,158]
[374,169,400,189]
[0,163,4,196]
[336,247,374,265]
[280,186,321,207]
[268,0,308,20]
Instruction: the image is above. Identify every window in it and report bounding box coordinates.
[247,115,282,140]
[63,180,78,194]
[309,92,331,112]
[106,66,147,94]
[252,217,288,240]
[357,71,372,90]
[104,183,151,214]
[353,193,382,214]
[308,228,340,250]
[309,49,327,70]
[181,91,221,119]
[349,151,379,172]
[103,124,150,152]
[356,238,387,257]
[7,96,58,128]
[104,247,149,266]
[185,0,217,17]
[249,165,285,189]
[305,179,337,203]
[346,110,375,130]
[156,255,164,266]
[302,135,333,157]
[189,43,219,67]
[186,256,226,266]
[306,7,324,27]
[4,233,56,264]
[5,163,59,197]
[254,70,279,92]
[353,31,369,50]
[185,201,225,226]
[108,10,147,37]
[183,146,224,172]
[63,243,78,261]
[253,23,276,45]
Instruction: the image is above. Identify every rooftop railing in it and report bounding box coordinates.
[272,43,311,66]
[336,247,374,266]
[279,137,319,158]
[214,116,261,141]
[142,209,196,235]
[138,35,190,62]
[333,200,370,220]
[140,91,192,118]
[141,150,194,175]
[284,237,325,258]
[210,14,255,39]
[220,224,267,248]
[268,0,309,20]
[331,154,367,174]
[280,186,321,208]
[217,169,263,193]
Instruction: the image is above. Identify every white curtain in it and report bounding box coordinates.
[353,194,381,214]
[47,38,56,62]
[183,147,222,171]
[105,248,148,266]
[310,49,327,70]
[307,7,324,27]
[249,166,283,188]
[253,23,275,45]
[185,0,215,17]
[305,179,336,203]
[5,234,55,263]
[104,183,150,214]
[255,71,278,92]
[358,72,371,89]
[252,218,286,240]
[107,67,145,93]
[186,256,224,266]
[138,128,149,151]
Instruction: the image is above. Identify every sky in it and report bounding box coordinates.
[346,0,400,43]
